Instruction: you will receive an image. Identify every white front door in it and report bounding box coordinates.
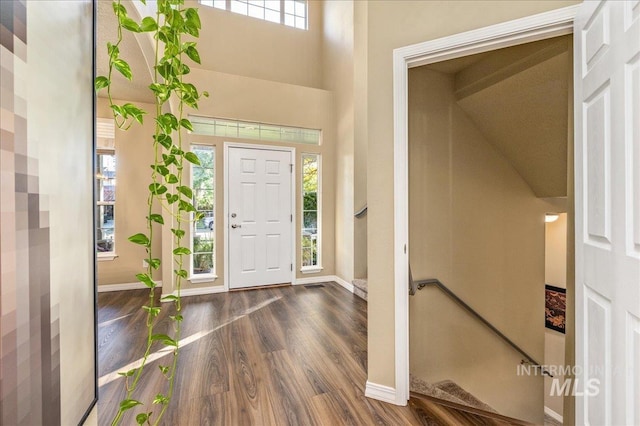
[227,146,293,289]
[575,1,640,424]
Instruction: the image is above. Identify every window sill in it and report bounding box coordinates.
[188,274,218,284]
[300,266,323,274]
[97,253,118,262]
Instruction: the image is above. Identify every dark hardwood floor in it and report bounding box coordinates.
[97,282,420,425]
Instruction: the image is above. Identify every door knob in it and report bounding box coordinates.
[231,224,241,229]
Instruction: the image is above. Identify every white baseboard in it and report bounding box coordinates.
[97,281,163,292]
[544,406,563,423]
[293,275,336,285]
[293,275,354,293]
[365,381,398,405]
[167,285,227,299]
[332,275,354,293]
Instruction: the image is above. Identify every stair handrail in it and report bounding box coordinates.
[354,204,367,218]
[410,275,553,378]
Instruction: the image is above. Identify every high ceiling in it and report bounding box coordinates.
[424,36,571,198]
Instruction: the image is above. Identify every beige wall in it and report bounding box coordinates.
[363,0,581,391]
[323,0,355,283]
[407,67,547,423]
[97,99,163,286]
[353,0,368,279]
[544,213,568,417]
[192,0,323,89]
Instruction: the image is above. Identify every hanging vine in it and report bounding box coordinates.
[95,0,207,424]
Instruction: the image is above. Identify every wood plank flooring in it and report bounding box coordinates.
[97,282,420,425]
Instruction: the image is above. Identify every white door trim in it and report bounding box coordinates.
[391,5,579,406]
[224,142,296,291]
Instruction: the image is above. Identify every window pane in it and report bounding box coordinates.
[238,122,261,139]
[96,152,116,254]
[193,253,214,274]
[230,0,248,15]
[265,9,280,23]
[284,13,294,27]
[192,145,215,276]
[200,0,308,29]
[259,124,281,140]
[97,205,115,252]
[191,116,320,145]
[248,4,264,18]
[265,0,280,11]
[303,211,317,232]
[303,191,317,211]
[301,154,319,267]
[284,0,294,14]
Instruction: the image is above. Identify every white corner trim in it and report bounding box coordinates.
[396,4,579,69]
[188,275,218,284]
[544,406,563,423]
[97,281,163,292]
[331,275,354,293]
[392,4,579,411]
[167,286,227,299]
[293,275,355,293]
[300,266,324,274]
[365,381,399,405]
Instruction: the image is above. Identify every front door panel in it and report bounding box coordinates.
[228,147,292,289]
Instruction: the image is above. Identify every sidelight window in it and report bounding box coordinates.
[191,145,216,277]
[301,153,320,270]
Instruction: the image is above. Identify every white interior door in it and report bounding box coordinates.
[574,1,640,424]
[227,146,293,289]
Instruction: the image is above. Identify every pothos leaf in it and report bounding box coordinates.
[184,152,201,166]
[119,399,143,411]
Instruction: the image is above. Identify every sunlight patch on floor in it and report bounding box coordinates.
[99,295,282,387]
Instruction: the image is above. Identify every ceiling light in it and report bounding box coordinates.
[545,213,559,223]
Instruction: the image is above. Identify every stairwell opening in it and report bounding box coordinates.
[407,34,574,425]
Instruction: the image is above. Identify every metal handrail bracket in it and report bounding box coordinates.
[354,204,367,218]
[412,276,553,378]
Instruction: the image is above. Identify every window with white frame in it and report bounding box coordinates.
[200,0,308,30]
[96,152,116,255]
[191,145,216,276]
[301,154,320,269]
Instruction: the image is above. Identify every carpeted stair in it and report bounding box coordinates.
[352,278,368,301]
[410,375,497,414]
[410,375,560,425]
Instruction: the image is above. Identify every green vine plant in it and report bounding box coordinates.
[95,0,208,424]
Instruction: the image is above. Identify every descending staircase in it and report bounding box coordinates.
[409,376,532,425]
[410,376,561,426]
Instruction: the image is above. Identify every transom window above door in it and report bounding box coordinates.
[200,0,308,30]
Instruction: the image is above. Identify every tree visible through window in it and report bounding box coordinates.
[200,0,308,30]
[302,154,319,267]
[191,145,215,275]
[96,152,116,254]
